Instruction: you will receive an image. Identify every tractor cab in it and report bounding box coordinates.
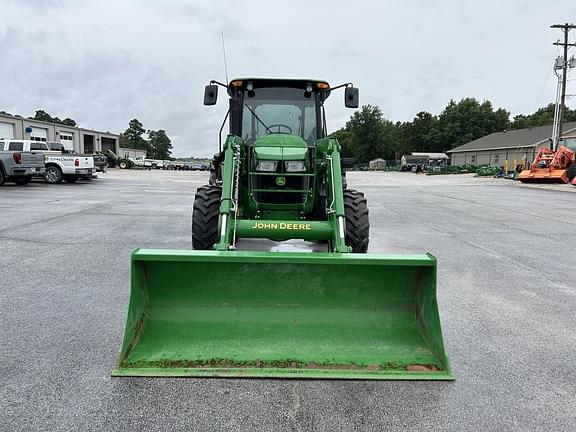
[227,78,331,146]
[204,78,359,214]
[204,78,358,146]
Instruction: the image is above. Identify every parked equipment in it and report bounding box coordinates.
[105,149,133,169]
[113,78,452,380]
[518,145,575,183]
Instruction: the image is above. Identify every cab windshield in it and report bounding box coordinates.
[241,87,318,145]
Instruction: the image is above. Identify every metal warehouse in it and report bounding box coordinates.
[447,122,576,166]
[0,112,120,154]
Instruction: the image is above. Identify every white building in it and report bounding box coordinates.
[0,112,119,154]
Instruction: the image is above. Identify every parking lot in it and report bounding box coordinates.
[1,170,575,431]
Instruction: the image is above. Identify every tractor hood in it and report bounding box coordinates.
[253,135,307,160]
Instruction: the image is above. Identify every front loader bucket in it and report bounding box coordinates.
[112,249,453,380]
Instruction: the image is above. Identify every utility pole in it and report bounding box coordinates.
[551,23,576,145]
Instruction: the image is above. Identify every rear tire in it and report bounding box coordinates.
[14,176,31,185]
[0,168,5,186]
[344,189,369,253]
[45,165,63,184]
[192,185,222,250]
[118,160,129,169]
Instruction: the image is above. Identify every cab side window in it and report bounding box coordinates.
[8,142,24,151]
[30,142,48,151]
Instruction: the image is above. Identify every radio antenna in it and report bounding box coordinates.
[221,32,229,83]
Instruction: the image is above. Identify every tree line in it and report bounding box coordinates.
[119,118,173,160]
[31,109,77,127]
[330,99,576,163]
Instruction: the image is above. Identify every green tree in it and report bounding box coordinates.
[120,119,149,151]
[437,98,509,150]
[33,110,54,122]
[345,105,396,163]
[148,129,172,159]
[61,118,77,127]
[511,103,576,129]
[31,110,78,127]
[400,111,442,155]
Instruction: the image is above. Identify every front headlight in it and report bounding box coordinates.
[256,160,278,172]
[284,160,306,172]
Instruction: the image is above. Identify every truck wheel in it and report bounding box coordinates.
[344,189,369,253]
[118,160,129,169]
[14,176,31,185]
[45,165,63,184]
[0,168,5,186]
[192,185,222,250]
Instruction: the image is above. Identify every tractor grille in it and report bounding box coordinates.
[251,174,309,204]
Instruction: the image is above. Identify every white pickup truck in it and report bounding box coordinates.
[131,156,153,169]
[0,140,94,184]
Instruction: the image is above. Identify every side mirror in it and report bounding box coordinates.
[204,85,218,105]
[344,86,359,108]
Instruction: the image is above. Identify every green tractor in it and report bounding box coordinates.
[105,149,133,169]
[193,78,368,253]
[112,78,453,380]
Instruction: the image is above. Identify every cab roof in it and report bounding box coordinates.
[228,77,330,91]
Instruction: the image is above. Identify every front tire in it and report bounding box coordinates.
[0,168,5,186]
[192,185,222,250]
[45,165,63,184]
[344,189,369,253]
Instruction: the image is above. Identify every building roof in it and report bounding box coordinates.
[0,112,119,137]
[412,152,448,159]
[447,122,576,153]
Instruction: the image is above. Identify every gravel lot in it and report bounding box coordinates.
[1,170,575,431]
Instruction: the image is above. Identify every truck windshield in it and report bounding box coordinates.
[242,87,317,145]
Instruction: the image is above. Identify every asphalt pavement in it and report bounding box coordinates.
[1,170,575,431]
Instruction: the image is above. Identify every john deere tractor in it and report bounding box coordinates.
[112,78,453,380]
[193,78,368,253]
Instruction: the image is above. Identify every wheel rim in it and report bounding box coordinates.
[46,168,58,182]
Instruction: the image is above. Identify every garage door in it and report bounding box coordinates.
[0,122,14,139]
[30,126,48,141]
[59,131,74,150]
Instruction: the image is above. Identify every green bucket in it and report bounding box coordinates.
[112,249,453,380]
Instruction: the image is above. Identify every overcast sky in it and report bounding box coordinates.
[1,0,575,157]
